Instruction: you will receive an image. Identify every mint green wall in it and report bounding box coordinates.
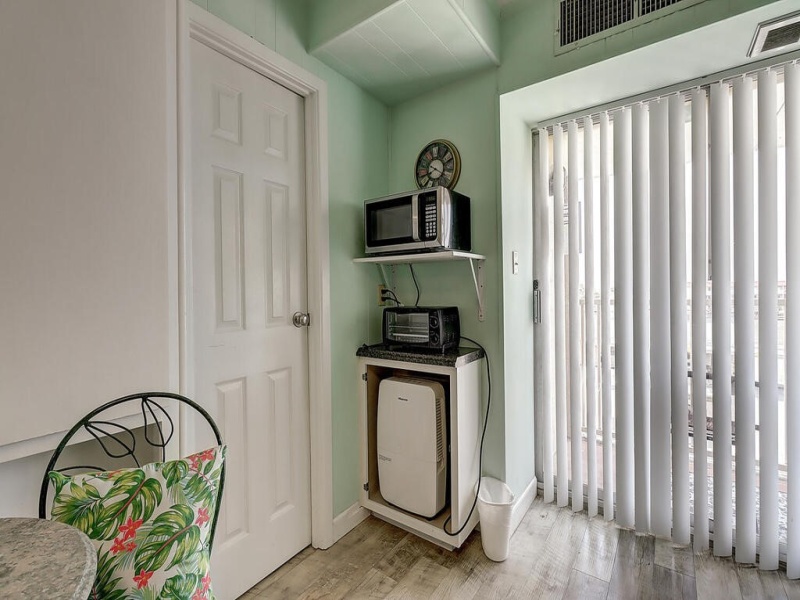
[386,0,779,498]
[194,0,780,513]
[388,67,538,497]
[327,78,389,516]
[388,69,506,482]
[191,0,389,516]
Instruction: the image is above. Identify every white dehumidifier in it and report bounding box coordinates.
[377,376,447,518]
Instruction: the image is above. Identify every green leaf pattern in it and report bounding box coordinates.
[95,471,163,540]
[49,476,104,536]
[49,446,226,600]
[159,574,203,600]
[90,549,128,600]
[134,505,201,574]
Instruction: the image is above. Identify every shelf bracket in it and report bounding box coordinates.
[359,252,484,317]
[468,258,485,322]
[376,264,389,288]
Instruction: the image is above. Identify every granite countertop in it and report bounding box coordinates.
[356,343,485,368]
[0,517,96,599]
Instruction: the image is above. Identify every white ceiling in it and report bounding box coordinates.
[310,0,500,105]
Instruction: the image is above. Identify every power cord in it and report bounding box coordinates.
[409,264,420,307]
[381,266,420,307]
[443,335,491,537]
[380,288,401,305]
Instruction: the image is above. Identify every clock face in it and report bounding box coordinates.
[415,139,461,190]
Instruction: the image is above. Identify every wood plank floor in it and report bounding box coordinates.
[240,498,800,599]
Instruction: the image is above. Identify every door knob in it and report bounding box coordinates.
[292,312,311,328]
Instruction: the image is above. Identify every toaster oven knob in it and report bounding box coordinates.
[431,333,440,345]
[429,316,439,329]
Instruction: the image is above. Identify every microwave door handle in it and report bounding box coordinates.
[411,194,420,242]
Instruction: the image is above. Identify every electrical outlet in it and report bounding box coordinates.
[377,284,387,306]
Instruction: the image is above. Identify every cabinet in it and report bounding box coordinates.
[357,346,484,549]
[0,2,174,459]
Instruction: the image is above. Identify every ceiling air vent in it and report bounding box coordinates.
[748,11,800,57]
[559,0,690,47]
[640,0,684,16]
[559,0,633,46]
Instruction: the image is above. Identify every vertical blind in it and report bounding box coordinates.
[534,59,799,570]
[787,62,800,577]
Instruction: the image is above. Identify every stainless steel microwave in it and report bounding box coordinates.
[364,187,471,255]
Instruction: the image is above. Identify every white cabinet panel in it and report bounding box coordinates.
[357,350,483,549]
[0,1,174,451]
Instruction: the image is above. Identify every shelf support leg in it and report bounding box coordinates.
[375,265,398,303]
[376,264,389,289]
[468,259,485,322]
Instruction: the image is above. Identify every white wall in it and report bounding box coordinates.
[0,1,177,515]
[498,110,535,496]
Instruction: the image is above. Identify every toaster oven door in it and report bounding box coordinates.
[385,311,430,344]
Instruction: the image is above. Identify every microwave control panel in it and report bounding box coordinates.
[421,193,437,240]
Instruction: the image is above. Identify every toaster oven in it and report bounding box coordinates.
[382,306,460,351]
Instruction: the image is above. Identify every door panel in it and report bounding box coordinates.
[190,38,310,600]
[215,378,248,541]
[264,182,290,324]
[214,167,245,330]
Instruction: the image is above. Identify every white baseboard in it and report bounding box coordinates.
[510,476,538,534]
[332,502,370,543]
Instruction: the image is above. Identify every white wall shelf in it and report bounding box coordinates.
[354,252,486,321]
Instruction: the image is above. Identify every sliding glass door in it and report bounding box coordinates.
[533,60,798,572]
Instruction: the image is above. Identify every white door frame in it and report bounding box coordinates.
[176,0,334,550]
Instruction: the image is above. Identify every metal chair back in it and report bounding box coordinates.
[38,392,225,552]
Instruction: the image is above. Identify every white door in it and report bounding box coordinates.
[190,38,310,600]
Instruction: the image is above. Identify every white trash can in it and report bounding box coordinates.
[477,476,515,562]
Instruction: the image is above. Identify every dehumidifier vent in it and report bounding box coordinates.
[436,397,445,464]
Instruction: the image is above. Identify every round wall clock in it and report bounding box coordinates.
[415,139,461,190]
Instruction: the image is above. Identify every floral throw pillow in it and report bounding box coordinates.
[49,445,226,600]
